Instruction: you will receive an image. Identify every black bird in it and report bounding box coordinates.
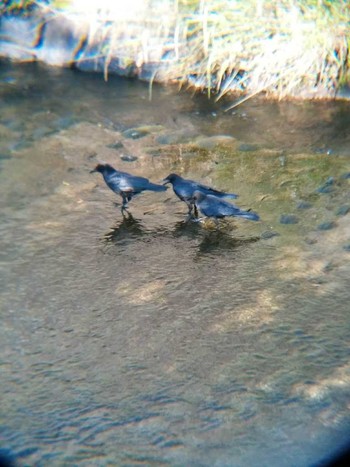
[193,190,260,222]
[163,173,238,216]
[91,163,167,210]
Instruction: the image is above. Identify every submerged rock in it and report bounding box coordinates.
[31,126,55,140]
[297,201,313,209]
[106,141,124,150]
[280,214,299,224]
[261,230,280,239]
[52,115,78,130]
[238,142,259,152]
[336,205,350,216]
[156,129,198,145]
[120,154,138,162]
[194,135,237,150]
[316,177,335,194]
[122,128,150,139]
[317,221,337,231]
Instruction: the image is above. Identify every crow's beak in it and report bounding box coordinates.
[162,178,170,185]
[90,168,97,174]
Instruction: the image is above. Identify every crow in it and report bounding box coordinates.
[91,163,167,211]
[193,190,260,222]
[162,173,238,217]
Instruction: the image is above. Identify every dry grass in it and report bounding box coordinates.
[3,0,350,100]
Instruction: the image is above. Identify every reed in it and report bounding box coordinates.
[3,0,349,100]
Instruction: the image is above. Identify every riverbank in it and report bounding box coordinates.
[1,0,349,102]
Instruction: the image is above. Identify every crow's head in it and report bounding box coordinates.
[162,173,181,185]
[90,163,114,174]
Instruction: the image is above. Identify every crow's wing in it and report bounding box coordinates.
[122,174,154,192]
[200,196,241,217]
[194,181,238,198]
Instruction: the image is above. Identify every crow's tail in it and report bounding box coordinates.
[225,193,239,200]
[238,210,260,221]
[147,183,168,192]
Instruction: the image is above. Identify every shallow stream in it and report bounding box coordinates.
[1,61,350,466]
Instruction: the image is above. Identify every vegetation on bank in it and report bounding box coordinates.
[1,1,349,101]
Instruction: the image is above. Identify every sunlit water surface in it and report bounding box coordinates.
[1,61,350,466]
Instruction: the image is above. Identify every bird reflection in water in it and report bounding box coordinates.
[102,212,145,245]
[101,212,260,256]
[197,229,260,254]
[172,218,260,255]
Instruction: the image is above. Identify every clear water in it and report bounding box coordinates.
[1,61,350,466]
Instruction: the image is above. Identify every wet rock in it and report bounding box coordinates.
[323,262,335,273]
[120,154,138,162]
[304,237,318,245]
[122,128,149,139]
[238,142,259,152]
[52,115,78,130]
[107,141,124,150]
[316,176,335,194]
[336,205,350,216]
[261,231,280,239]
[1,119,24,132]
[194,135,236,150]
[317,221,337,231]
[297,201,313,209]
[280,214,299,224]
[135,125,163,133]
[156,129,197,145]
[0,152,12,161]
[313,147,333,155]
[31,126,55,140]
[35,15,89,66]
[9,140,32,151]
[0,15,41,61]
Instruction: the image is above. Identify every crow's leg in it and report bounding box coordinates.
[192,216,206,223]
[186,200,198,219]
[120,194,129,212]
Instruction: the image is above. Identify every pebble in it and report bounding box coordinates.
[238,143,259,152]
[0,152,12,160]
[336,205,350,216]
[52,115,77,130]
[107,141,123,150]
[120,154,138,162]
[297,201,313,209]
[343,244,350,252]
[31,126,55,140]
[194,135,236,150]
[316,177,335,194]
[261,231,280,239]
[122,128,149,139]
[156,129,198,145]
[317,221,337,231]
[280,214,299,224]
